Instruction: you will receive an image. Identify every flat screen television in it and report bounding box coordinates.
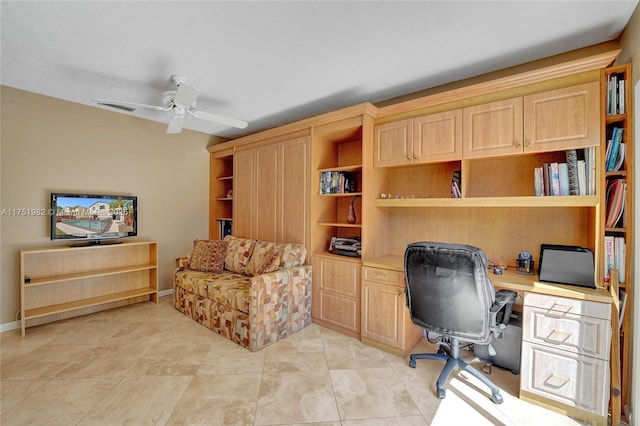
[50,192,137,244]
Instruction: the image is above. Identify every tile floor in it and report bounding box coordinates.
[1,296,584,425]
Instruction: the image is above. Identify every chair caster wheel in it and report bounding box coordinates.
[437,348,446,355]
[436,388,446,399]
[409,359,416,368]
[491,393,504,404]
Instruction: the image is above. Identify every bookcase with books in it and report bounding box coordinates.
[601,62,633,422]
[209,148,234,239]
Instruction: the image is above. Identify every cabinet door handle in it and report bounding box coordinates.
[514,142,522,148]
[543,373,571,389]
[549,302,573,314]
[525,140,532,148]
[546,329,573,344]
[406,155,411,160]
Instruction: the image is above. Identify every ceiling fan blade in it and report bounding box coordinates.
[173,83,200,108]
[192,110,248,129]
[167,110,185,134]
[93,98,170,113]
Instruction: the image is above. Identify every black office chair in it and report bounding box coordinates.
[404,241,517,404]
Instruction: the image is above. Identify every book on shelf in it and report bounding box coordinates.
[604,235,615,283]
[565,150,579,195]
[549,162,560,196]
[605,178,626,228]
[615,236,626,284]
[534,167,544,196]
[585,146,596,195]
[577,159,587,195]
[619,289,627,329]
[450,169,461,198]
[605,127,624,172]
[558,163,569,196]
[607,72,626,116]
[319,171,355,194]
[217,219,233,239]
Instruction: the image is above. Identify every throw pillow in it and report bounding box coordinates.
[189,239,229,273]
[245,241,280,277]
[223,236,257,274]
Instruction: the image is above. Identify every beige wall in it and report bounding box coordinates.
[0,87,217,327]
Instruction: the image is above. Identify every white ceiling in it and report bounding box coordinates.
[1,1,638,139]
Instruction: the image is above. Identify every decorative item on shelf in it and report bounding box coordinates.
[516,251,535,275]
[346,195,361,224]
[226,189,233,199]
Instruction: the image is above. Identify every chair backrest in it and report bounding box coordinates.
[404,242,496,344]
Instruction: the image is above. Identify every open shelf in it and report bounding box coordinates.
[25,264,157,287]
[375,195,599,208]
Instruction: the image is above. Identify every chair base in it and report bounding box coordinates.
[409,339,504,404]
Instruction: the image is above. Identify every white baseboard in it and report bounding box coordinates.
[1,290,174,333]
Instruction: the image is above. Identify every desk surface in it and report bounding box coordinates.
[363,256,612,305]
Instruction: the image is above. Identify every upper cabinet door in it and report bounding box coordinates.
[254,143,280,243]
[413,109,463,163]
[463,97,524,158]
[523,81,600,153]
[374,119,413,167]
[279,136,310,246]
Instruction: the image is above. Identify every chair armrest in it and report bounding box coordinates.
[489,290,517,337]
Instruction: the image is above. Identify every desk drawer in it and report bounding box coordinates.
[523,293,610,321]
[523,306,610,360]
[315,257,360,298]
[521,342,609,416]
[362,267,404,287]
[317,291,359,332]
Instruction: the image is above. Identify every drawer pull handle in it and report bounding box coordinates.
[333,307,343,313]
[549,302,573,314]
[333,274,344,280]
[546,329,572,344]
[543,373,571,389]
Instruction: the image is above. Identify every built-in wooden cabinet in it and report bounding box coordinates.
[360,266,423,355]
[20,241,158,335]
[463,82,600,159]
[374,109,462,167]
[520,292,611,424]
[233,134,310,246]
[312,254,361,337]
[600,63,633,424]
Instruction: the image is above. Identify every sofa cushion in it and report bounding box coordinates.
[245,241,280,277]
[275,242,308,268]
[223,236,256,274]
[189,239,229,273]
[206,277,251,313]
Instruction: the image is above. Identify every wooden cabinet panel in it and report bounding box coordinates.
[521,341,609,416]
[233,136,310,247]
[254,143,279,242]
[316,257,360,297]
[523,307,611,360]
[233,149,254,239]
[317,291,360,332]
[374,119,413,167]
[413,109,462,162]
[280,137,309,245]
[361,279,404,346]
[524,81,600,153]
[463,97,524,158]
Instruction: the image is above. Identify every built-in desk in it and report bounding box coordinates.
[363,256,613,426]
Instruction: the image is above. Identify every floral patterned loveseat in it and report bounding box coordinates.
[174,235,312,351]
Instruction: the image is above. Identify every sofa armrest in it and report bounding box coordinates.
[175,255,191,270]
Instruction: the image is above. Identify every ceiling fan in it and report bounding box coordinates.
[94,74,248,134]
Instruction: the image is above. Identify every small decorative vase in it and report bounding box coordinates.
[346,195,360,224]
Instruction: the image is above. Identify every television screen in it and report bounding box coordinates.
[50,193,137,242]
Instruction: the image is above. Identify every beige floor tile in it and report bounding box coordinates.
[0,379,48,414]
[131,342,211,376]
[263,329,328,373]
[342,416,429,425]
[54,343,151,378]
[320,328,391,370]
[77,375,192,425]
[1,377,120,425]
[255,371,340,425]
[166,373,262,425]
[197,339,266,375]
[1,344,97,380]
[330,367,421,420]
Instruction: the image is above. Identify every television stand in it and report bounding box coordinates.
[70,239,123,247]
[20,241,158,335]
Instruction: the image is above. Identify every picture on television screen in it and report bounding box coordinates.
[50,193,137,241]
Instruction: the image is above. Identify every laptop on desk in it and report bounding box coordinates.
[538,244,596,289]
